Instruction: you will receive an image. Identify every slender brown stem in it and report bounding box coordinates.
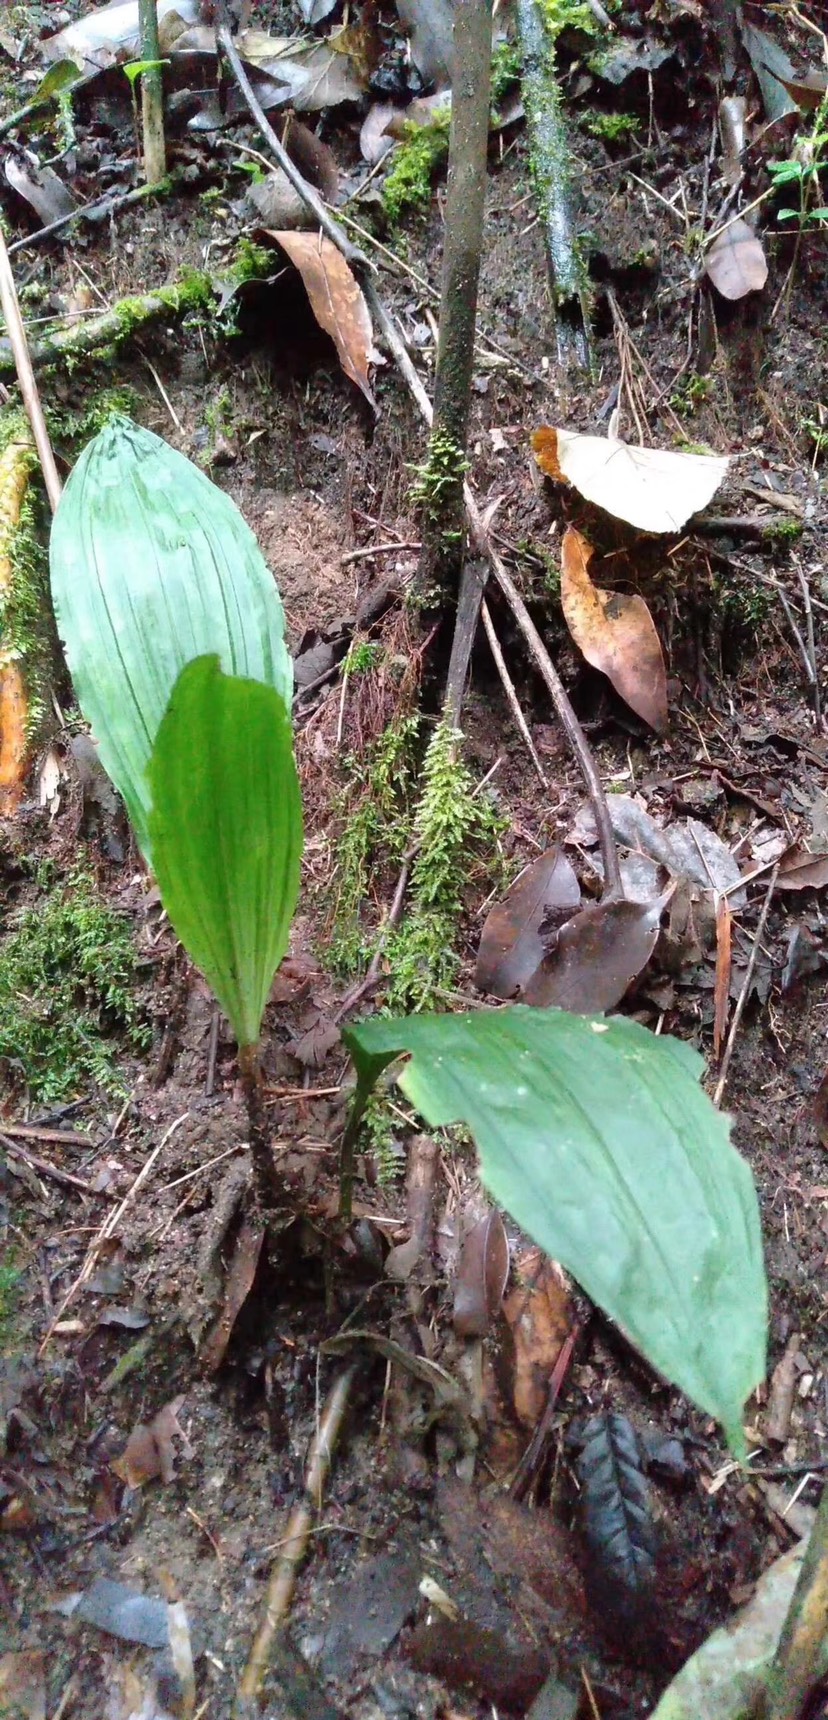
[138,0,167,185]
[0,226,61,512]
[238,1042,278,1212]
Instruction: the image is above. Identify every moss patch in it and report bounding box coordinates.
[383,114,451,225]
[0,868,150,1101]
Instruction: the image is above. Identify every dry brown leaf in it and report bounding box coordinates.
[113,1394,194,1488]
[523,893,668,1013]
[265,230,378,407]
[775,848,828,891]
[474,847,581,999]
[713,895,732,1061]
[560,527,668,731]
[533,427,729,533]
[704,218,768,301]
[500,1248,571,1429]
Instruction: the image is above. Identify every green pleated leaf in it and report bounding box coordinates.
[343,1008,767,1453]
[49,415,292,864]
[148,656,302,1049]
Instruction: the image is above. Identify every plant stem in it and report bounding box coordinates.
[138,0,167,186]
[415,0,493,606]
[238,1042,278,1213]
[765,1480,828,1720]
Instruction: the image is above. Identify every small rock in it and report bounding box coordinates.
[247,171,316,231]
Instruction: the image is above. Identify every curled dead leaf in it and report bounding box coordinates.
[113,1394,193,1489]
[264,230,379,408]
[453,1208,509,1338]
[704,218,768,301]
[533,427,729,533]
[560,527,668,732]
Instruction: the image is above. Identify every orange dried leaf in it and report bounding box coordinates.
[265,229,378,406]
[0,659,29,815]
[560,526,668,731]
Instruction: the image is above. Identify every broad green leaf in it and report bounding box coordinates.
[32,59,83,103]
[50,416,292,864]
[343,1008,767,1452]
[148,656,302,1048]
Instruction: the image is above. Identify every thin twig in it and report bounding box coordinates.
[713,866,778,1107]
[8,181,171,257]
[0,225,61,510]
[795,564,821,724]
[0,1137,114,1199]
[235,1364,357,1712]
[481,599,548,786]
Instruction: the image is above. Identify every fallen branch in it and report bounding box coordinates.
[481,598,549,787]
[8,180,173,259]
[713,863,778,1108]
[235,1364,357,1714]
[0,275,215,375]
[515,0,591,370]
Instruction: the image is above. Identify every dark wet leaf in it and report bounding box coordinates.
[773,66,828,113]
[74,1578,169,1648]
[775,847,828,891]
[288,1012,341,1068]
[522,895,667,1013]
[577,1414,657,1623]
[704,219,768,301]
[396,0,455,88]
[475,848,581,999]
[318,1545,421,1676]
[344,1009,767,1453]
[406,1617,550,1709]
[453,1208,509,1338]
[200,1218,265,1373]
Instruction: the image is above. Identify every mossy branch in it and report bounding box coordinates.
[516,0,592,370]
[0,272,214,374]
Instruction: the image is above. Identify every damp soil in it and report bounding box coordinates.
[2,3,828,1717]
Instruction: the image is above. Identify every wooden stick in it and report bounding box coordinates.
[713,865,778,1107]
[481,598,549,787]
[0,225,61,511]
[236,1364,356,1712]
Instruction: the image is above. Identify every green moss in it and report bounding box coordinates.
[382,114,451,225]
[761,517,803,545]
[582,108,639,141]
[383,719,506,1013]
[712,573,772,635]
[410,427,470,530]
[669,373,713,417]
[491,40,521,111]
[0,869,151,1102]
[541,0,600,39]
[229,238,276,283]
[327,714,421,977]
[0,1258,20,1343]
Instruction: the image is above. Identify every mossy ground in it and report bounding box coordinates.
[0,866,150,1102]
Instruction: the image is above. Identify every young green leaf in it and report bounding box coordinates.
[148,656,302,1049]
[343,1008,767,1453]
[50,416,292,865]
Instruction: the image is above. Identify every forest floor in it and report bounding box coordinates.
[1,2,828,1717]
